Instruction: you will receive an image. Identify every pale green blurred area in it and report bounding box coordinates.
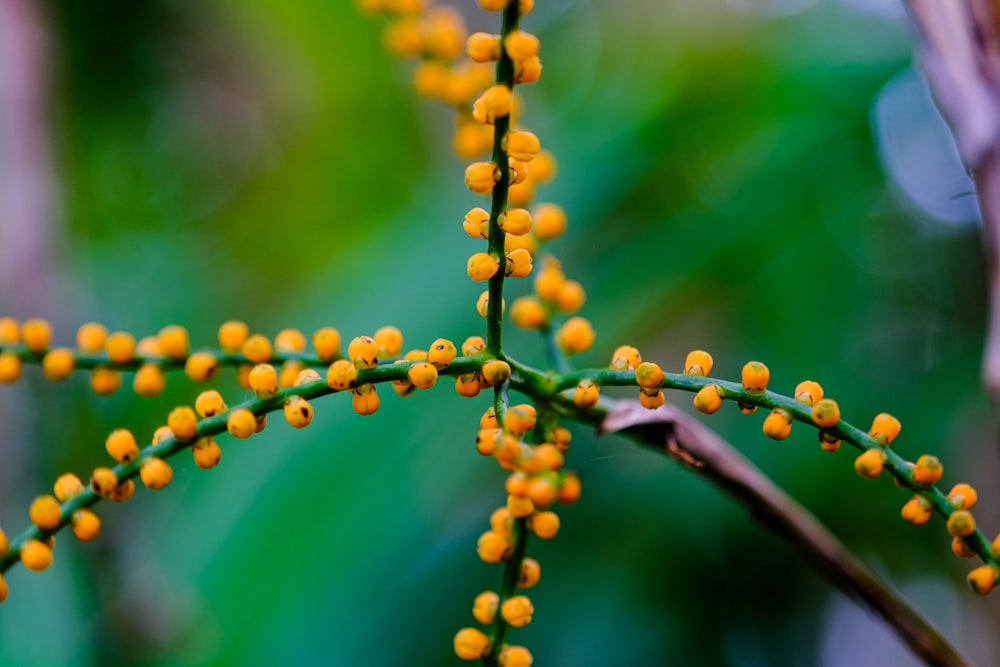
[0,0,998,665]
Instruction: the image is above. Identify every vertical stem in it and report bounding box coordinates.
[485,2,521,356]
[484,518,529,666]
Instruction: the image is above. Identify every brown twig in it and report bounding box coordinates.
[599,400,970,667]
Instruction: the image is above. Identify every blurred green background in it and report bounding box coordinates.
[0,0,997,665]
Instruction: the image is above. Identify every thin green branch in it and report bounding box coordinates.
[484,517,529,667]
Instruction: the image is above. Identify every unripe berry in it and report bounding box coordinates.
[693,385,723,414]
[218,320,249,354]
[106,428,139,463]
[454,627,491,661]
[140,458,173,490]
[947,510,976,538]
[811,398,840,428]
[468,252,501,282]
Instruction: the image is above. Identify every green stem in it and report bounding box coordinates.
[484,517,529,666]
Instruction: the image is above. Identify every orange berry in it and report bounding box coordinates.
[0,352,20,384]
[326,359,358,391]
[351,384,380,416]
[140,458,173,490]
[42,348,74,381]
[242,334,273,364]
[504,30,540,61]
[192,437,222,469]
[762,409,793,440]
[510,296,548,329]
[106,428,139,463]
[912,454,943,485]
[108,479,136,503]
[639,389,665,409]
[167,406,198,441]
[473,590,500,625]
[819,432,841,452]
[0,316,19,345]
[480,359,511,386]
[53,473,84,502]
[195,390,227,418]
[683,350,713,377]
[407,361,438,389]
[505,403,537,435]
[947,483,978,510]
[136,335,160,356]
[854,448,885,479]
[479,0,509,10]
[428,338,458,368]
[868,413,901,446]
[500,207,533,235]
[476,428,502,456]
[467,31,501,62]
[555,280,585,313]
[454,627,492,661]
[514,54,542,84]
[504,129,541,162]
[532,203,566,242]
[557,472,581,504]
[21,318,52,354]
[811,398,840,428]
[71,510,101,542]
[89,366,121,395]
[374,326,403,358]
[249,363,279,399]
[556,317,595,355]
[20,539,53,572]
[104,331,136,363]
[741,361,769,393]
[500,595,534,628]
[313,327,341,362]
[530,511,560,539]
[274,328,306,353]
[951,536,976,558]
[180,352,216,383]
[530,150,556,183]
[455,373,482,397]
[500,645,534,667]
[574,379,599,408]
[76,322,108,354]
[527,475,558,508]
[157,325,190,360]
[793,380,823,405]
[152,425,173,444]
[227,409,257,439]
[535,444,565,471]
[467,252,501,282]
[283,396,314,428]
[472,84,512,124]
[463,207,490,239]
[465,161,498,194]
[133,363,165,397]
[947,510,976,538]
[90,467,119,497]
[0,573,7,602]
[693,384,723,414]
[968,565,999,595]
[610,345,642,370]
[462,336,486,356]
[348,336,379,370]
[635,362,664,389]
[507,494,535,519]
[490,507,513,537]
[218,320,249,354]
[519,557,541,588]
[477,530,512,563]
[534,266,566,302]
[29,495,62,531]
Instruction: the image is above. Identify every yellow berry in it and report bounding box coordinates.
[519,557,541,588]
[683,350,713,377]
[242,334,273,364]
[71,510,101,542]
[504,29,540,61]
[477,530,512,563]
[218,320,249,354]
[140,458,173,490]
[194,390,227,419]
[534,266,565,302]
[467,31,501,61]
[500,595,534,628]
[500,208,532,236]
[152,425,173,444]
[639,389,665,410]
[557,472,581,504]
[157,325,190,360]
[504,129,541,163]
[819,433,841,452]
[854,448,885,479]
[527,475,558,508]
[472,84,512,124]
[313,327,341,362]
[465,161,498,194]
[635,362,664,389]
[428,338,458,368]
[811,398,840,428]
[467,252,501,282]
[108,478,135,504]
[574,379,599,408]
[556,317,595,355]
[227,409,257,439]
[90,467,119,497]
[133,363,165,397]
[912,454,943,485]
[532,203,566,242]
[106,428,139,463]
[42,348,74,381]
[490,507,513,537]
[103,331,135,364]
[167,406,198,441]
[274,328,306,353]
[951,536,976,558]
[89,366,121,395]
[374,326,403,359]
[762,409,792,440]
[968,565,999,595]
[53,473,84,502]
[793,380,823,405]
[249,363,279,399]
[0,317,19,345]
[20,539,53,572]
[326,359,358,391]
[868,413,901,446]
[352,384,380,416]
[504,248,533,278]
[0,573,7,602]
[530,511,560,539]
[192,437,222,469]
[741,361,769,393]
[479,0,509,10]
[500,645,534,667]
[505,403,537,436]
[555,280,585,313]
[284,396,314,428]
[29,495,62,531]
[454,627,492,661]
[453,120,494,159]
[0,352,21,384]
[348,335,379,370]
[463,207,490,239]
[507,494,534,519]
[455,373,482,397]
[472,590,500,625]
[947,509,976,538]
[21,318,52,354]
[947,483,978,510]
[610,345,642,370]
[510,296,548,329]
[180,352,216,383]
[397,361,435,390]
[136,335,160,356]
[75,322,107,354]
[480,359,511,386]
[476,428,501,456]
